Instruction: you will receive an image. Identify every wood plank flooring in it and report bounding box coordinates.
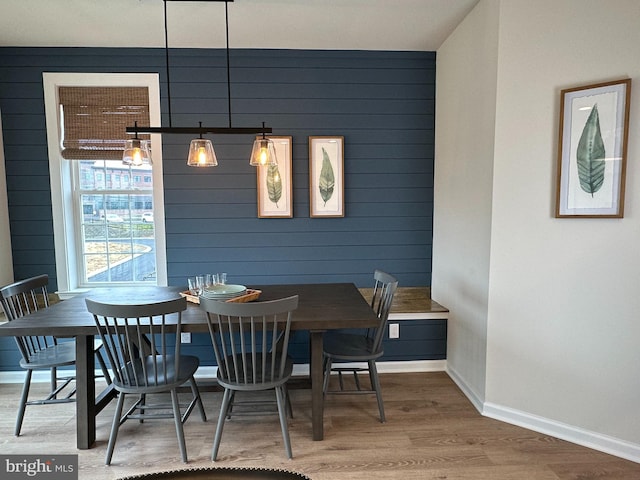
[1,372,638,479]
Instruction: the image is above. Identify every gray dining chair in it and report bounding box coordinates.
[85,296,206,465]
[199,295,299,461]
[0,274,111,436]
[322,269,398,422]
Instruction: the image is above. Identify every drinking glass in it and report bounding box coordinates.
[196,275,205,293]
[219,272,227,285]
[187,277,198,295]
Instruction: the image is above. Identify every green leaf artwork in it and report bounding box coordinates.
[318,147,335,206]
[266,164,282,207]
[576,103,606,197]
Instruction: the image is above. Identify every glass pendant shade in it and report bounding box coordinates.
[122,138,152,166]
[249,137,278,166]
[187,138,218,167]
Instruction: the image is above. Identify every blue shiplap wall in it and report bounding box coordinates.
[0,46,434,289]
[0,47,438,368]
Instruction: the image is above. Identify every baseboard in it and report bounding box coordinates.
[483,402,640,464]
[446,363,484,413]
[0,370,102,384]
[198,359,447,378]
[446,365,640,464]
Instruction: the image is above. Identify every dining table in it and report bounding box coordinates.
[0,282,379,449]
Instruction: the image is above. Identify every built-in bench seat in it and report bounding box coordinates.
[358,286,449,320]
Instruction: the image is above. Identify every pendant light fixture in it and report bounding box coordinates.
[125,0,274,167]
[250,122,278,166]
[187,123,218,166]
[122,122,152,166]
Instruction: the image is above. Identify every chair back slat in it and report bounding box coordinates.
[200,296,298,387]
[370,270,399,353]
[85,297,187,391]
[0,275,59,363]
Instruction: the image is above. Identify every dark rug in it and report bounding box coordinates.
[116,467,312,480]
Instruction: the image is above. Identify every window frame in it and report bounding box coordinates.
[43,73,168,297]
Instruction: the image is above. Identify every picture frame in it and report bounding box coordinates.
[309,136,344,217]
[556,78,631,218]
[256,136,293,218]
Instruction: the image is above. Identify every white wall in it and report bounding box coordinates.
[433,0,499,410]
[435,0,640,462]
[0,110,14,286]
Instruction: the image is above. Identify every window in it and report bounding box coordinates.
[43,73,167,296]
[76,160,155,283]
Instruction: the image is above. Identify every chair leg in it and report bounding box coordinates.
[284,383,294,419]
[139,393,146,423]
[322,357,333,394]
[50,366,57,399]
[368,360,385,423]
[226,391,236,419]
[15,370,33,436]
[212,388,233,461]
[171,389,188,463]
[105,391,126,465]
[275,385,292,459]
[189,377,207,422]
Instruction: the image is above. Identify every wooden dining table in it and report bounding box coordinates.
[0,282,378,449]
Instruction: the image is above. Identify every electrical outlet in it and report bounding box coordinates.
[180,332,191,343]
[389,323,400,339]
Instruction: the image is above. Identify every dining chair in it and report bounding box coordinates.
[322,269,398,422]
[85,296,207,465]
[0,274,111,436]
[199,295,299,461]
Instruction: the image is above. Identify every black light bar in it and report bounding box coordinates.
[126,125,272,135]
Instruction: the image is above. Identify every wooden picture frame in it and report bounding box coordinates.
[256,136,293,218]
[555,78,631,218]
[309,136,344,217]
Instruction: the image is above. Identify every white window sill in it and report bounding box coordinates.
[56,289,92,300]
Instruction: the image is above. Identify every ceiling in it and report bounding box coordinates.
[0,0,479,51]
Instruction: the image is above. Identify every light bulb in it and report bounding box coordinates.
[132,148,142,166]
[259,146,268,165]
[198,146,207,165]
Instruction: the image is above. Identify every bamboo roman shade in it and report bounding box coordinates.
[58,86,150,160]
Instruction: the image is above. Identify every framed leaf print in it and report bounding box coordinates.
[556,79,631,218]
[257,136,293,218]
[309,136,344,217]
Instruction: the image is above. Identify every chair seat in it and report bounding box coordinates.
[323,332,383,361]
[114,355,200,394]
[217,355,293,391]
[19,341,76,370]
